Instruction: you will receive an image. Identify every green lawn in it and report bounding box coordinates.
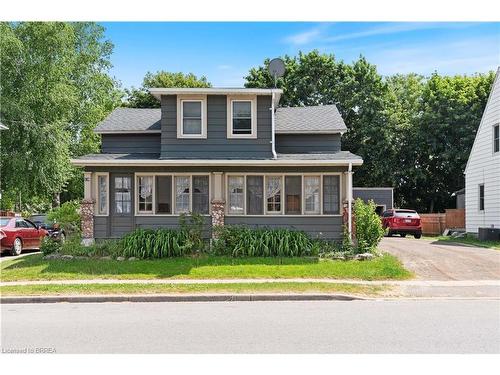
[424,235,500,250]
[0,282,388,296]
[0,253,411,281]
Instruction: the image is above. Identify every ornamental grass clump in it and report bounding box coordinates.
[212,226,320,257]
[121,228,193,259]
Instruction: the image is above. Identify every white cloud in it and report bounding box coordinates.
[284,25,328,45]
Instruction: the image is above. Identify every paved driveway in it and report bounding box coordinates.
[381,237,500,280]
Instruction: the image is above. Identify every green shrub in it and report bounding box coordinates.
[212,226,319,257]
[47,200,81,234]
[121,228,193,259]
[40,237,61,255]
[353,198,385,253]
[179,212,205,251]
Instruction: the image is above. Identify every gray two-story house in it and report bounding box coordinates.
[72,88,363,244]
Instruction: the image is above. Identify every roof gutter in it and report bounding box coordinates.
[271,90,277,159]
[70,158,364,167]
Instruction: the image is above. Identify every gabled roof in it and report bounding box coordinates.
[94,108,161,134]
[275,105,347,134]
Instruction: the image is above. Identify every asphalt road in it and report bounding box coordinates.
[2,300,499,354]
[380,237,500,280]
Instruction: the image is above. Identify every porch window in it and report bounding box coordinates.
[285,176,302,214]
[137,176,153,213]
[266,176,282,214]
[323,175,340,214]
[114,176,131,214]
[97,174,108,215]
[304,176,320,214]
[228,176,244,214]
[192,175,209,214]
[175,176,190,214]
[247,176,263,215]
[156,176,172,214]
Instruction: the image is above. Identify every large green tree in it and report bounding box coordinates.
[0,22,121,210]
[245,51,494,212]
[125,71,211,108]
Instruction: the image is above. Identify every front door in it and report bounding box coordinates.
[110,174,134,238]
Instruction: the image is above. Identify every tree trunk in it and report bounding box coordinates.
[52,192,61,208]
[429,199,434,213]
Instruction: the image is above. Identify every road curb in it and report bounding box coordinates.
[0,293,365,304]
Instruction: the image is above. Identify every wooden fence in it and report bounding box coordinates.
[420,209,465,235]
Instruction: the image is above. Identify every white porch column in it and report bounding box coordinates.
[347,165,353,240]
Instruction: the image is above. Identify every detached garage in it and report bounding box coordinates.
[353,187,394,215]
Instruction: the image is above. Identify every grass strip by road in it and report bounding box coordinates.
[0,253,411,282]
[0,282,388,297]
[424,236,500,250]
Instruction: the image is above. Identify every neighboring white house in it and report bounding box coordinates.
[464,67,500,234]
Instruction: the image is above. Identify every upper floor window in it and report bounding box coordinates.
[227,96,257,139]
[494,124,499,154]
[177,96,207,139]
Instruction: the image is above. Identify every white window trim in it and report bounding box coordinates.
[177,95,207,139]
[94,172,109,216]
[133,173,211,216]
[225,173,342,217]
[227,95,257,139]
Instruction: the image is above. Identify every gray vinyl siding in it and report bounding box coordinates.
[101,134,161,154]
[160,95,272,159]
[225,216,343,240]
[276,134,341,153]
[353,188,393,210]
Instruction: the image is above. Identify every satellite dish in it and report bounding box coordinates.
[268,58,285,87]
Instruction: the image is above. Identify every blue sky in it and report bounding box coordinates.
[102,22,500,89]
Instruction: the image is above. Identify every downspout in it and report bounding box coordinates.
[271,90,277,159]
[347,162,353,241]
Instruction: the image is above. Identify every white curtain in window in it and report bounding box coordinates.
[175,176,190,213]
[228,176,244,214]
[304,176,320,214]
[266,176,281,199]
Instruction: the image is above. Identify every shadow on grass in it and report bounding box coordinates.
[1,254,321,279]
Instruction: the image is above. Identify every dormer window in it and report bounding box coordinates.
[227,96,257,139]
[177,95,207,139]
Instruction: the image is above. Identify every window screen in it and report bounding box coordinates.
[323,175,340,214]
[114,176,131,214]
[228,176,244,214]
[182,101,202,135]
[285,176,302,214]
[192,175,209,214]
[156,176,172,214]
[246,176,263,215]
[232,101,252,135]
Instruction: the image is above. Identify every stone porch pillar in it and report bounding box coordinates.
[81,172,95,246]
[211,172,225,238]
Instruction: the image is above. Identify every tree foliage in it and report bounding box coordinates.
[125,71,211,108]
[0,22,121,210]
[245,50,494,212]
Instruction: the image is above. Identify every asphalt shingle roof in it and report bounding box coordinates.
[275,105,347,134]
[94,104,346,134]
[94,108,161,133]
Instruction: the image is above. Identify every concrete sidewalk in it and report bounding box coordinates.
[1,278,499,300]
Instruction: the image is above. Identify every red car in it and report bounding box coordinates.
[0,217,48,256]
[382,209,422,239]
